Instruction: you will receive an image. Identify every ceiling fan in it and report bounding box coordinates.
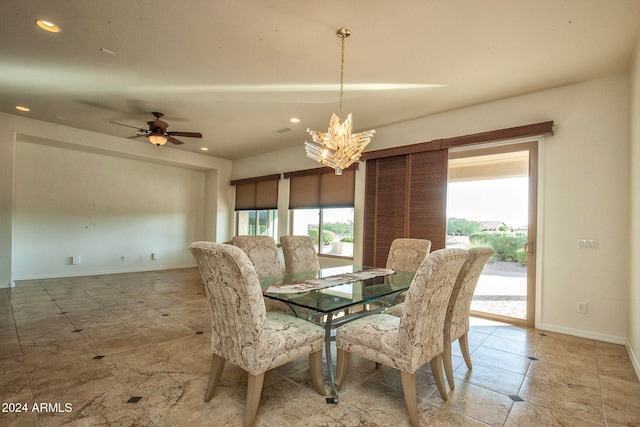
[110,112,203,146]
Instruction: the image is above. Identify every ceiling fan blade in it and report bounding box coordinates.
[110,121,146,132]
[166,135,184,145]
[168,131,202,138]
[127,134,148,140]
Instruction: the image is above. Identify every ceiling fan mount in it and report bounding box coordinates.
[111,112,202,146]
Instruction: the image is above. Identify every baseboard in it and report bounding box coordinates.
[13,264,197,282]
[0,281,15,289]
[626,341,640,381]
[538,322,626,345]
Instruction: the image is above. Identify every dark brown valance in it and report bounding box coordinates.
[283,163,358,179]
[361,121,554,161]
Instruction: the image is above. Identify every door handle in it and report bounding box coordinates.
[524,242,534,255]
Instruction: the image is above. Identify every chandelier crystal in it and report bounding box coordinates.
[305,28,375,175]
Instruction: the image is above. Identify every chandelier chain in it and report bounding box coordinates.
[339,34,345,121]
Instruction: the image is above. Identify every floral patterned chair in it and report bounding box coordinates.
[385,247,494,390]
[189,242,326,427]
[386,238,432,272]
[232,235,283,277]
[232,235,293,315]
[442,247,494,389]
[280,235,320,274]
[334,248,469,427]
[385,238,431,305]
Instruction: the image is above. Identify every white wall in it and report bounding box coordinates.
[233,75,631,345]
[628,31,640,377]
[1,112,233,282]
[14,141,204,278]
[0,114,16,287]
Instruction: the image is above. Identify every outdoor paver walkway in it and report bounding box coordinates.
[472,263,527,320]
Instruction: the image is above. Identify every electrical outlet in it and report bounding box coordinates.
[576,302,587,314]
[578,239,598,250]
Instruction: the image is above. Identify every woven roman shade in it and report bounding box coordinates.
[230,174,280,211]
[285,166,356,209]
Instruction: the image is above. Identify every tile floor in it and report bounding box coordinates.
[1,268,639,426]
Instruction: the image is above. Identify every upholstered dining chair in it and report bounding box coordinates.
[232,235,282,277]
[189,242,326,427]
[334,248,469,427]
[232,235,293,315]
[385,238,431,305]
[386,238,432,272]
[384,247,494,391]
[280,235,320,274]
[442,246,494,389]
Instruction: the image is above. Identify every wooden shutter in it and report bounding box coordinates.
[364,150,448,267]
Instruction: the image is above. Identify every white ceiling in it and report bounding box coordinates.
[2,0,639,160]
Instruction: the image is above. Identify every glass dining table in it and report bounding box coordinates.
[259,265,415,403]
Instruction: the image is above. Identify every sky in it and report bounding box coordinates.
[446,177,529,228]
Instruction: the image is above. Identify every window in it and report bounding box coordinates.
[285,166,357,258]
[231,174,280,239]
[236,209,278,238]
[291,208,354,257]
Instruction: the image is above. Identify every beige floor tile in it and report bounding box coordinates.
[454,361,525,396]
[518,376,604,425]
[506,402,602,426]
[466,345,532,375]
[427,380,513,426]
[3,268,639,426]
[526,358,601,395]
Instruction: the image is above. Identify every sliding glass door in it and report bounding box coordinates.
[447,141,537,326]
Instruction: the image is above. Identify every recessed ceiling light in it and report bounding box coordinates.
[200,147,209,151]
[35,19,61,33]
[290,117,300,123]
[15,106,30,112]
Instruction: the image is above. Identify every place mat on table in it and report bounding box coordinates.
[264,268,396,294]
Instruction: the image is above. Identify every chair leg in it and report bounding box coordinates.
[443,341,455,390]
[459,333,473,370]
[335,348,349,388]
[309,350,326,395]
[430,355,448,401]
[245,372,265,427]
[204,354,225,402]
[400,371,419,427]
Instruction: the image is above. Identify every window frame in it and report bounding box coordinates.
[235,209,278,239]
[290,207,354,260]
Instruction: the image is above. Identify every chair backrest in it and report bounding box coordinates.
[280,235,320,274]
[232,235,282,277]
[188,242,267,372]
[386,238,432,272]
[398,248,469,369]
[444,247,494,344]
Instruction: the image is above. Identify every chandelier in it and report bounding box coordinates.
[305,28,375,175]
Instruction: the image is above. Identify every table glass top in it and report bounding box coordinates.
[260,265,415,314]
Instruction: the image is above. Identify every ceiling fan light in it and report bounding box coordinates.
[35,19,61,33]
[148,134,167,146]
